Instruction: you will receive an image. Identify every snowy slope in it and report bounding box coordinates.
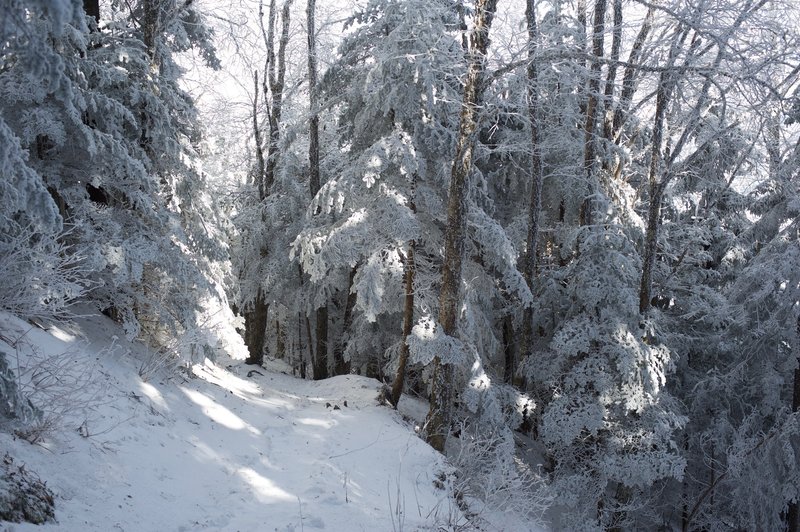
[0,310,479,532]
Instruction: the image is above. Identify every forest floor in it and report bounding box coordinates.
[0,310,542,531]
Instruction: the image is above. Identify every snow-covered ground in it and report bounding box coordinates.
[0,310,543,531]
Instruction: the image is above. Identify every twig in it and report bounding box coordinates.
[328,425,385,459]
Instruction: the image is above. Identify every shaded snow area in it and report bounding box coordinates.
[0,311,542,531]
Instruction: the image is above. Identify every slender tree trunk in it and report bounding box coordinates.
[602,0,622,144]
[313,304,328,379]
[264,0,292,195]
[334,267,357,376]
[241,71,270,363]
[503,315,515,383]
[245,290,269,365]
[252,71,266,196]
[787,316,800,531]
[426,0,500,453]
[611,3,655,144]
[243,0,292,365]
[638,0,762,314]
[390,240,416,408]
[637,23,690,315]
[142,0,158,63]
[518,0,544,376]
[305,0,329,380]
[275,317,285,359]
[638,68,671,314]
[580,0,606,227]
[391,169,417,407]
[83,0,100,24]
[307,0,320,199]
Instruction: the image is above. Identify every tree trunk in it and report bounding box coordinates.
[334,267,357,376]
[786,316,800,531]
[580,0,606,227]
[313,303,329,379]
[83,0,100,24]
[611,3,655,144]
[275,317,285,359]
[425,0,500,453]
[518,0,544,374]
[252,70,266,197]
[306,0,329,380]
[244,290,269,365]
[503,315,515,383]
[638,73,670,314]
[307,0,320,199]
[243,0,292,364]
[229,50,268,357]
[639,27,693,315]
[142,0,158,62]
[602,0,622,144]
[263,0,292,196]
[390,242,416,408]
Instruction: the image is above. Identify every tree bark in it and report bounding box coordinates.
[306,0,329,380]
[142,0,158,62]
[263,0,292,196]
[334,267,357,376]
[390,240,416,408]
[241,71,270,363]
[307,0,321,199]
[611,3,655,144]
[243,0,292,365]
[787,316,800,531]
[313,303,329,379]
[518,0,544,375]
[244,290,269,365]
[639,1,765,314]
[602,0,622,143]
[425,0,500,453]
[252,70,266,197]
[638,65,672,314]
[580,0,607,227]
[83,0,100,24]
[636,21,692,315]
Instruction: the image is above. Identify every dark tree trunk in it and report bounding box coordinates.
[786,317,800,531]
[313,304,329,379]
[519,0,545,374]
[243,0,292,364]
[252,71,266,197]
[580,0,606,227]
[262,0,292,196]
[638,29,686,314]
[307,0,320,199]
[275,318,285,359]
[390,241,416,408]
[503,315,515,384]
[611,4,654,144]
[83,0,100,24]
[306,0,329,380]
[244,290,269,365]
[602,0,622,144]
[334,267,357,376]
[142,0,158,61]
[638,67,673,313]
[426,0,499,453]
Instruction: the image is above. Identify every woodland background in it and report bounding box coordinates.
[1,0,800,529]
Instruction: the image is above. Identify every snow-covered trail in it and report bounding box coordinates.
[0,311,461,531]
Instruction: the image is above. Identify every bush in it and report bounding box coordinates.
[0,453,55,524]
[0,220,92,323]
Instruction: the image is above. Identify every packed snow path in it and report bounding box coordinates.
[0,312,461,531]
